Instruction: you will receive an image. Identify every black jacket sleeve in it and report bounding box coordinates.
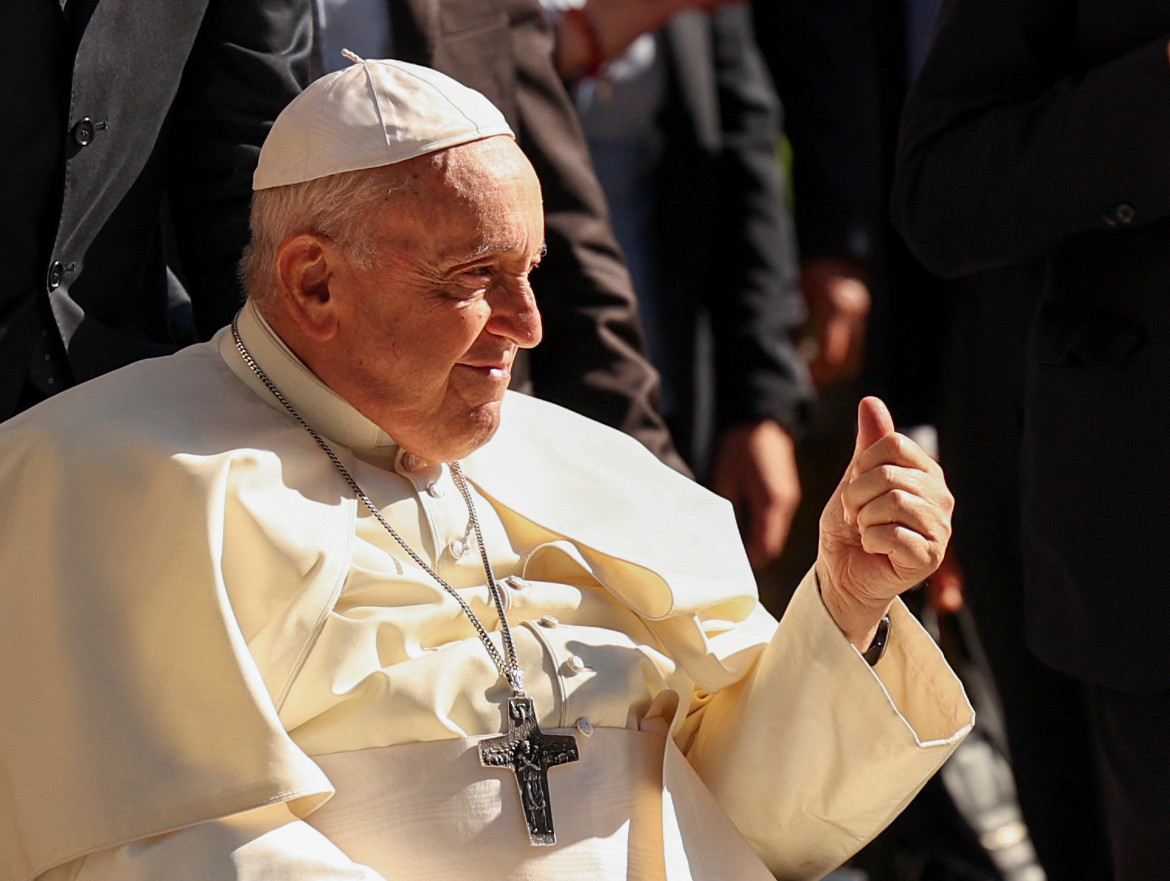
[891,0,1170,277]
[169,0,314,337]
[704,5,813,435]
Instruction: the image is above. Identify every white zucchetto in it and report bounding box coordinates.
[254,55,514,191]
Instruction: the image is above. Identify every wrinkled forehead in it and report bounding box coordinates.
[350,137,543,260]
[435,137,541,195]
[372,137,541,213]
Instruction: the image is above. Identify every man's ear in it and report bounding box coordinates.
[274,233,344,341]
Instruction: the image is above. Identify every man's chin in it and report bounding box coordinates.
[451,418,501,461]
[407,405,502,464]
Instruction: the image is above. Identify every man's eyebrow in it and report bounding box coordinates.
[453,241,548,262]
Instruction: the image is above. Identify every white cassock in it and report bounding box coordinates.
[0,302,972,881]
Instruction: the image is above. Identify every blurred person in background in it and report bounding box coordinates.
[541,0,814,571]
[893,3,1170,879]
[0,0,312,421]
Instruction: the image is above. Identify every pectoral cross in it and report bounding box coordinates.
[479,696,579,845]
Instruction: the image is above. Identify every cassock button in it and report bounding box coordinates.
[448,539,467,558]
[506,575,531,590]
[538,615,559,628]
[575,718,594,737]
[427,481,444,498]
[400,452,429,473]
[564,655,587,674]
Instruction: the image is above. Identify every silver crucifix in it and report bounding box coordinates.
[479,696,579,845]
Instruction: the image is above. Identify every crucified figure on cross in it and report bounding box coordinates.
[479,696,580,845]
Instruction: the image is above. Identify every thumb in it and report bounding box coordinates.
[850,396,895,475]
[825,396,896,527]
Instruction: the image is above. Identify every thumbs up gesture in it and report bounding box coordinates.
[817,397,954,648]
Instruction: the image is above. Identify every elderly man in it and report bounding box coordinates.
[0,59,971,881]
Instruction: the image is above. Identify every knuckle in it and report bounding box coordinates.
[889,433,914,458]
[888,488,916,514]
[859,527,881,554]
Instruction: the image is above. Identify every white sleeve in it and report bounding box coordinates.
[38,803,385,881]
[680,567,975,879]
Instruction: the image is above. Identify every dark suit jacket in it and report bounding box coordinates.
[385,0,682,469]
[892,0,1170,694]
[0,0,312,420]
[650,7,812,471]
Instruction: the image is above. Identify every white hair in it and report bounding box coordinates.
[239,163,417,305]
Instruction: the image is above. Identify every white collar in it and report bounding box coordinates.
[217,300,401,457]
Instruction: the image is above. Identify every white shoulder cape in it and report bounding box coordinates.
[0,338,762,881]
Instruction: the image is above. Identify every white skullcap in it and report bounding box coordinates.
[254,55,514,190]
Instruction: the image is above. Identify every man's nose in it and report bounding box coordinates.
[488,281,543,349]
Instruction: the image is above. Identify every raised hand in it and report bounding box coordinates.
[816,397,953,648]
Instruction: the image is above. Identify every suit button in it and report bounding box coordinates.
[47,261,65,290]
[1102,203,1136,227]
[72,117,96,146]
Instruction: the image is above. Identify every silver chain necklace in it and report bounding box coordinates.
[231,313,578,845]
